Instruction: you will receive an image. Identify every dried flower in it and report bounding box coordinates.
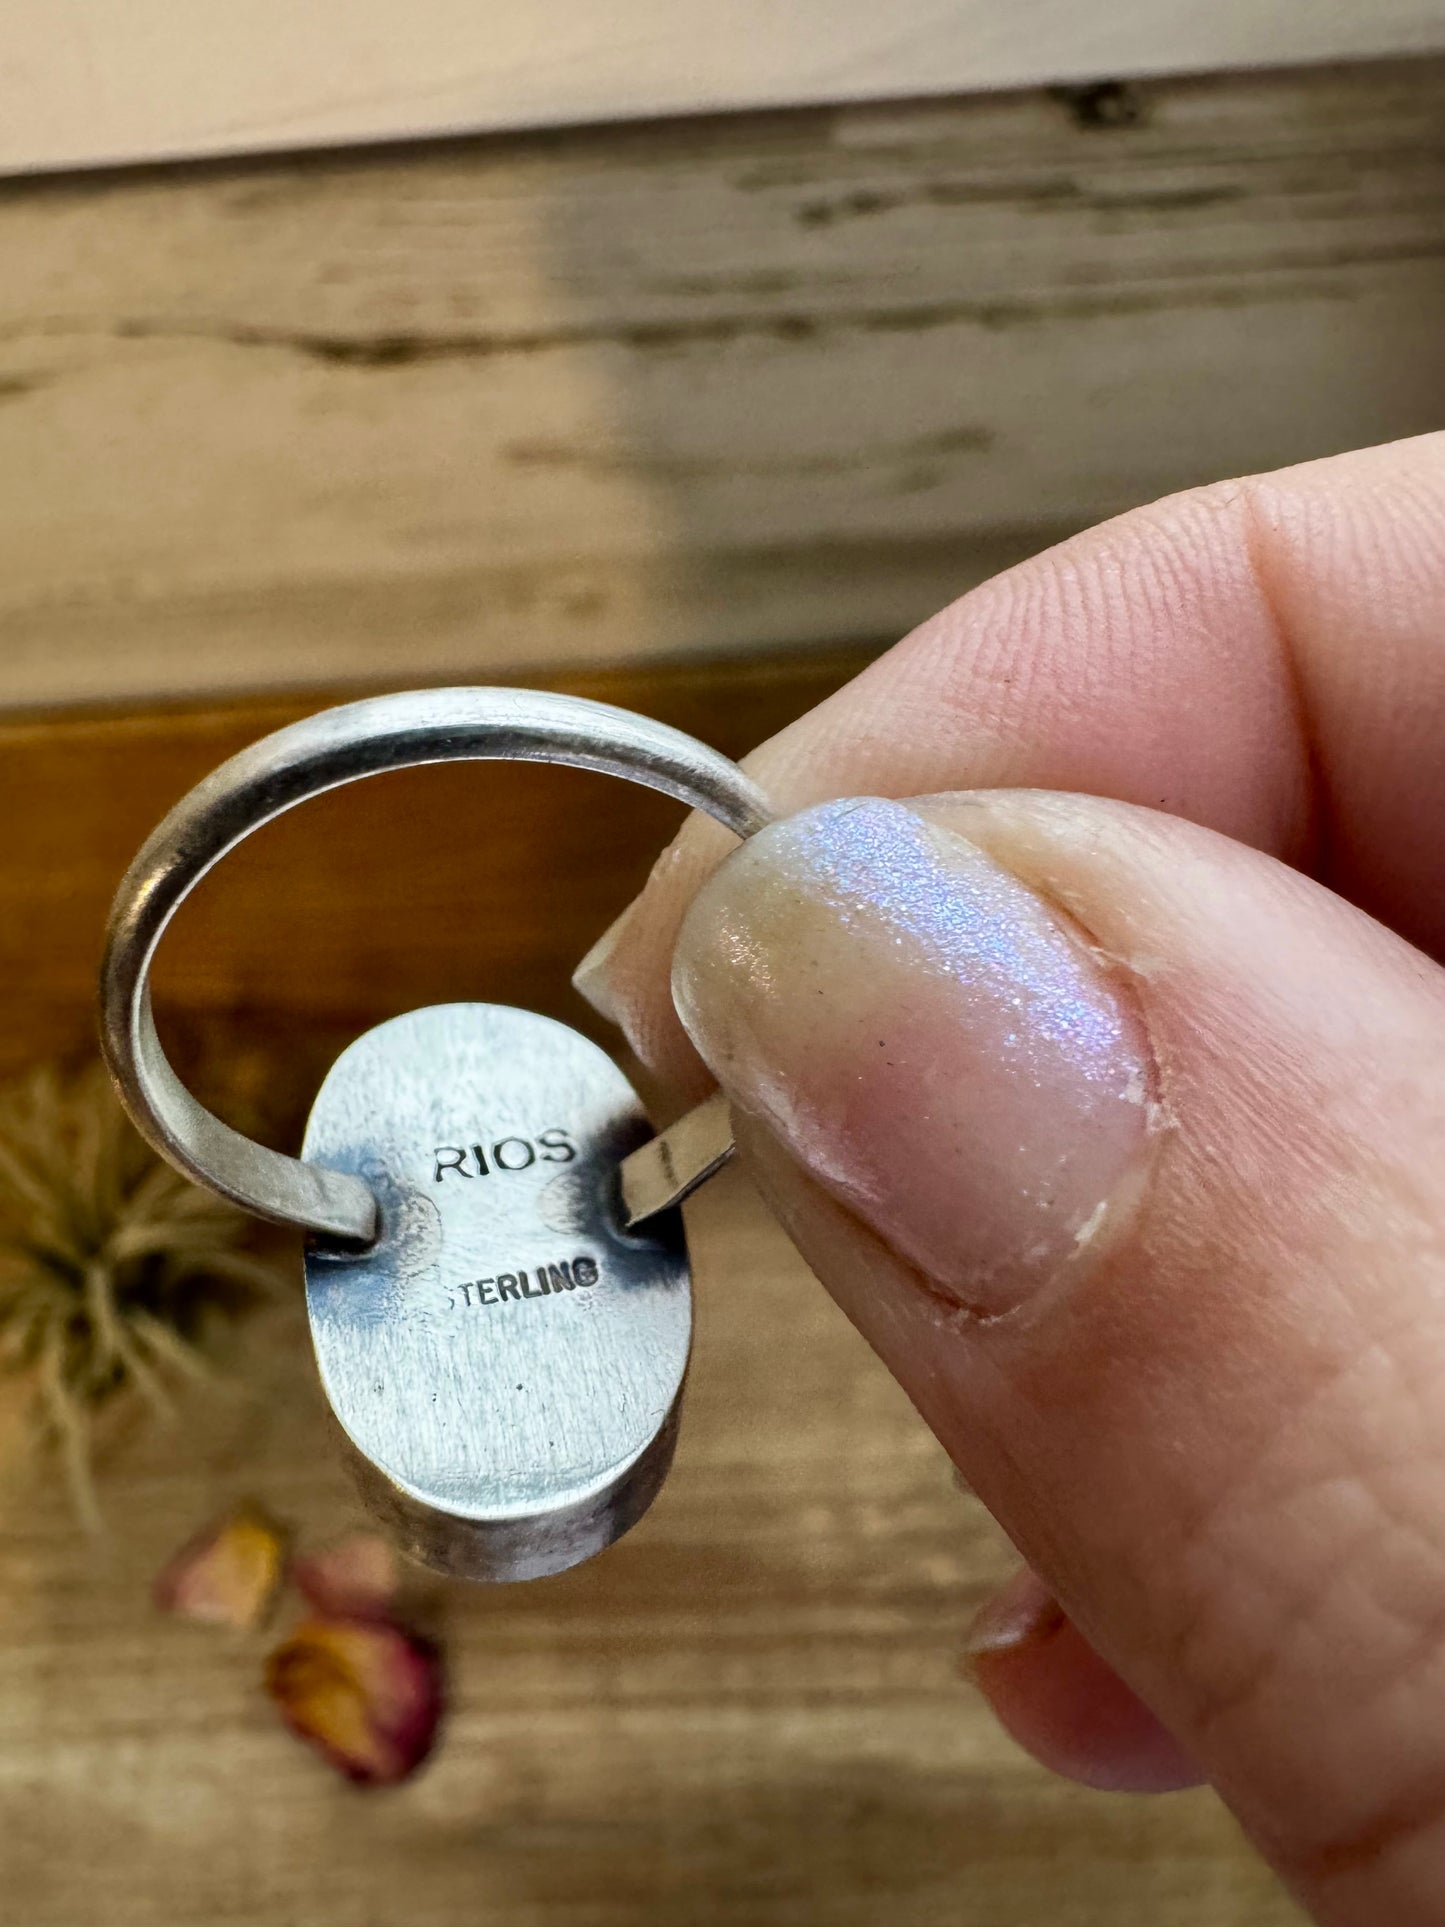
[155,1501,288,1630]
[265,1617,442,1785]
[157,1502,445,1786]
[0,1062,284,1523]
[293,1533,400,1621]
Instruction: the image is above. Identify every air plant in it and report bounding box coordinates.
[0,1061,284,1525]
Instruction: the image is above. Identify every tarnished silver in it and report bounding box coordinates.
[303,1002,690,1581]
[99,686,772,1243]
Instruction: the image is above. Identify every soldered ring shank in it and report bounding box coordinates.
[98,687,773,1242]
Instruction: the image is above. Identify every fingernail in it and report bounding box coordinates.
[671,798,1155,1316]
[964,1567,1064,1665]
[572,907,631,1023]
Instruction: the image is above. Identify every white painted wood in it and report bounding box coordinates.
[4,0,1445,176]
[0,61,1443,710]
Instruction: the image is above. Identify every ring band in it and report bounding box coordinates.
[99,687,774,1242]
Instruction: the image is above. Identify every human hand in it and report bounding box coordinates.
[575,434,1445,1926]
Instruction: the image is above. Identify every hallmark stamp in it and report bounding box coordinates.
[446,1254,599,1310]
[431,1130,575,1182]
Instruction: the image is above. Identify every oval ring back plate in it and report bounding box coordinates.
[301,1004,692,1581]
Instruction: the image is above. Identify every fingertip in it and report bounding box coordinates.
[573,813,739,1096]
[966,1570,1203,1796]
[572,905,631,1024]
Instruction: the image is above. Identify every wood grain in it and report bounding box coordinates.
[4,0,1441,176]
[0,1169,1303,1926]
[2,59,1444,709]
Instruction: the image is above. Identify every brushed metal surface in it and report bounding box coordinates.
[301,1002,691,1581]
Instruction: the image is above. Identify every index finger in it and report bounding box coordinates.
[577,432,1445,1091]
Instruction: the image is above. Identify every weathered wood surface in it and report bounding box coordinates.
[0,1166,1302,1926]
[2,59,1444,710]
[5,0,1441,177]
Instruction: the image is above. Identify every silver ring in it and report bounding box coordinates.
[100,687,774,1244]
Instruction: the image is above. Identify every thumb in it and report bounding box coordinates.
[670,792,1445,1927]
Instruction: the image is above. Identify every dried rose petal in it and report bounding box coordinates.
[155,1501,287,1630]
[292,1533,399,1621]
[265,1617,442,1786]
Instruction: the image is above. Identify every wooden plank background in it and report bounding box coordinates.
[0,1171,1304,1927]
[0,51,1438,1919]
[4,0,1442,177]
[0,665,1302,1924]
[2,57,1444,711]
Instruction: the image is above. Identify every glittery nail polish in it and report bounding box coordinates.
[671,798,1155,1315]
